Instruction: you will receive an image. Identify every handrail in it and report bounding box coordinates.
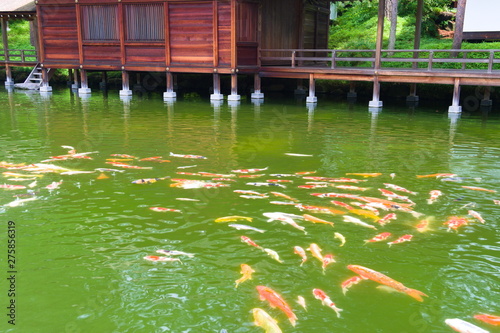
[0,49,38,63]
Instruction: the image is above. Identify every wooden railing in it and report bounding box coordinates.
[0,49,38,64]
[260,49,500,73]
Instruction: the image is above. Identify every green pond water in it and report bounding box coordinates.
[0,87,499,333]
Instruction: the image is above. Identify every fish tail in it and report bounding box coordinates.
[405,288,428,302]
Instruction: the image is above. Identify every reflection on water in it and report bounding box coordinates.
[1,87,499,333]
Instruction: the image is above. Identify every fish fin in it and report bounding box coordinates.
[405,288,428,302]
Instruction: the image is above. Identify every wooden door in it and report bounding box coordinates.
[236,1,259,67]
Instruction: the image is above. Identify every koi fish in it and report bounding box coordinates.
[46,181,63,190]
[266,179,293,183]
[303,214,334,227]
[239,174,266,178]
[312,192,360,200]
[445,318,490,333]
[461,186,496,193]
[177,165,197,169]
[295,171,316,175]
[252,308,282,333]
[335,185,370,191]
[232,167,268,174]
[493,200,500,205]
[247,182,286,188]
[156,249,194,257]
[383,183,417,195]
[377,213,397,226]
[468,210,485,223]
[263,212,304,221]
[110,154,136,158]
[330,201,355,210]
[285,153,313,157]
[0,184,27,190]
[215,215,253,223]
[415,219,430,232]
[269,174,295,178]
[241,236,263,249]
[474,314,500,326]
[348,208,380,221]
[388,234,413,246]
[378,189,415,205]
[60,170,96,175]
[169,152,207,159]
[294,246,307,266]
[350,202,380,215]
[343,216,377,230]
[143,256,182,263]
[296,296,307,311]
[345,173,382,177]
[149,207,181,213]
[240,195,270,199]
[96,173,109,180]
[312,289,343,317]
[95,168,125,173]
[298,184,328,189]
[295,204,346,215]
[256,286,297,326]
[427,190,443,204]
[347,264,428,302]
[235,264,255,288]
[334,232,346,246]
[175,198,200,202]
[3,196,38,207]
[228,224,265,233]
[131,177,168,184]
[444,216,468,232]
[264,248,283,263]
[270,201,297,206]
[341,275,366,294]
[416,173,456,178]
[139,156,162,161]
[270,191,298,202]
[307,243,324,262]
[322,254,336,272]
[364,232,392,244]
[106,158,134,162]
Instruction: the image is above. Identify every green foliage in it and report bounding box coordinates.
[3,19,35,50]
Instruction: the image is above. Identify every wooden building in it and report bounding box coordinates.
[34,0,331,98]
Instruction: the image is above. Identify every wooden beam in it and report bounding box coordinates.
[1,18,9,60]
[374,0,386,70]
[452,0,467,53]
[230,0,236,69]
[213,0,219,68]
[118,3,125,66]
[164,2,171,67]
[75,4,84,65]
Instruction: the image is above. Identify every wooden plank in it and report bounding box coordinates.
[213,0,218,67]
[118,3,125,66]
[231,0,236,68]
[165,2,170,67]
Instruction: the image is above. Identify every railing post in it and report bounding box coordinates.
[291,50,296,68]
[488,51,494,73]
[427,51,434,71]
[461,52,467,70]
[331,50,336,69]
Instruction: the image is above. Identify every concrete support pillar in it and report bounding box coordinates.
[306,74,317,103]
[369,76,383,108]
[1,18,13,87]
[448,78,462,113]
[347,81,357,99]
[78,69,91,94]
[210,73,224,100]
[163,72,177,99]
[39,67,53,92]
[119,70,132,96]
[228,73,240,101]
[251,73,264,99]
[407,83,419,102]
[4,65,14,86]
[481,86,492,106]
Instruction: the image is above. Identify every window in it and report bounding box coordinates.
[81,5,119,41]
[125,4,165,42]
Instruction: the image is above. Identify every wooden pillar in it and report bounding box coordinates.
[39,67,52,92]
[78,69,91,94]
[347,81,357,99]
[306,74,317,103]
[251,73,264,99]
[100,71,108,90]
[210,73,223,100]
[228,73,240,101]
[449,78,462,113]
[163,72,176,99]
[119,70,132,96]
[294,79,306,95]
[1,18,14,86]
[481,86,492,107]
[452,0,467,55]
[72,69,80,89]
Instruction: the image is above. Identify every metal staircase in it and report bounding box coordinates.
[14,63,53,90]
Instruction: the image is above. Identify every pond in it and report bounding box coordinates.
[0,87,499,333]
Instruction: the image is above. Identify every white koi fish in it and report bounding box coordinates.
[343,216,377,230]
[334,232,346,246]
[427,190,442,204]
[169,152,207,159]
[468,210,485,223]
[232,167,268,174]
[156,249,195,258]
[296,296,307,311]
[383,183,417,195]
[444,318,490,333]
[227,224,266,233]
[4,196,38,207]
[294,246,307,266]
[263,248,283,263]
[285,153,313,157]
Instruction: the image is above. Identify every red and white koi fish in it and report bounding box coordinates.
[445,318,490,333]
[415,219,430,232]
[416,173,456,178]
[149,207,181,213]
[143,256,182,263]
[111,154,136,158]
[169,152,207,159]
[303,214,334,227]
[296,296,307,311]
[231,167,268,174]
[312,289,343,317]
[139,156,162,161]
[327,177,368,183]
[427,190,443,204]
[345,173,382,177]
[364,232,392,244]
[322,254,336,272]
[377,213,397,226]
[312,192,360,200]
[383,183,417,195]
[347,264,428,302]
[270,191,298,202]
[295,171,316,175]
[468,210,485,223]
[239,174,266,179]
[46,181,63,190]
[461,186,496,193]
[294,246,308,266]
[241,236,263,250]
[295,204,346,215]
[234,190,267,197]
[267,179,293,183]
[378,189,415,204]
[388,234,413,246]
[350,202,380,215]
[341,275,366,294]
[298,184,328,189]
[474,314,500,326]
[307,243,324,262]
[256,286,298,326]
[252,308,282,333]
[330,201,354,210]
[335,185,370,191]
[493,200,500,205]
[156,249,194,257]
[0,184,27,190]
[444,216,468,232]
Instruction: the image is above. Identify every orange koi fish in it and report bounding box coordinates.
[96,172,109,180]
[322,254,336,273]
[232,167,268,174]
[303,214,334,227]
[415,219,430,232]
[444,216,468,232]
[347,264,428,302]
[312,289,343,317]
[110,154,136,158]
[345,173,382,177]
[474,314,500,326]
[256,286,298,327]
[252,308,282,333]
[364,232,392,244]
[388,234,413,246]
[239,174,266,178]
[270,191,298,202]
[330,200,354,210]
[143,256,182,263]
[139,156,162,161]
[241,236,263,250]
[351,202,380,215]
[377,213,397,226]
[0,184,27,190]
[335,185,370,191]
[341,275,366,294]
[312,192,360,200]
[348,208,380,221]
[445,318,490,333]
[295,204,346,215]
[461,186,496,193]
[427,190,442,204]
[267,179,293,183]
[416,173,456,178]
[235,264,255,288]
[293,246,307,266]
[149,207,181,213]
[298,184,328,189]
[106,158,134,162]
[295,171,316,175]
[307,243,324,262]
[468,210,485,223]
